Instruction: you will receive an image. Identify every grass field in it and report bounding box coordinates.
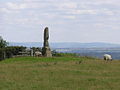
[0,56,120,90]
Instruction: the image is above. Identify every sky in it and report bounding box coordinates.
[0,0,120,44]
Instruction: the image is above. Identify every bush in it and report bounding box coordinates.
[6,46,26,55]
[0,46,27,60]
[0,36,8,48]
[0,48,5,60]
[0,36,8,60]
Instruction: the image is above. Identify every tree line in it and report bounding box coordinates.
[0,36,76,60]
[0,36,27,60]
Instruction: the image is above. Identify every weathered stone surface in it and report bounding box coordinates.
[42,27,52,57]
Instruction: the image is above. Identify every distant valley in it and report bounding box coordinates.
[9,42,120,48]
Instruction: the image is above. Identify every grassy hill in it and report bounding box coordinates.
[0,56,120,90]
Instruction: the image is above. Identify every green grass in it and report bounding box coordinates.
[0,56,120,90]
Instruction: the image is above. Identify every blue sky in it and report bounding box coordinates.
[0,0,120,43]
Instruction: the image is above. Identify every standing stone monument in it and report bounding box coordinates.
[42,27,52,57]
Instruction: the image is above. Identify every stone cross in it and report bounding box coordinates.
[42,27,52,57]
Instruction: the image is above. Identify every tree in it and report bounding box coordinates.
[0,36,8,48]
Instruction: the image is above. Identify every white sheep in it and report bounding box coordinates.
[103,54,112,61]
[34,51,42,57]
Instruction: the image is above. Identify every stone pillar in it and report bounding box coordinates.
[42,27,52,57]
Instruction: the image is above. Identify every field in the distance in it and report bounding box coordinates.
[0,56,120,90]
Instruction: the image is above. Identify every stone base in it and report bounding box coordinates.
[42,47,52,57]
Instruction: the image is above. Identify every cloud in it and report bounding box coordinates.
[6,2,26,10]
[1,0,120,43]
[57,2,78,9]
[2,2,45,11]
[0,8,10,13]
[70,9,97,15]
[63,15,76,19]
[0,7,20,13]
[1,0,116,16]
[102,9,114,15]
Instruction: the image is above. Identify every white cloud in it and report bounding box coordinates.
[72,9,97,15]
[102,9,114,15]
[1,0,120,43]
[6,2,26,10]
[0,8,10,13]
[57,2,77,9]
[63,15,76,19]
[0,7,20,13]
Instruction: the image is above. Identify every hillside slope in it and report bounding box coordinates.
[0,57,120,90]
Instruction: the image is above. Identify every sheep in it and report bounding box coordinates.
[34,51,42,57]
[103,54,112,61]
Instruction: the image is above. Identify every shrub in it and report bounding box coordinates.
[0,36,8,48]
[0,46,27,60]
[0,48,5,60]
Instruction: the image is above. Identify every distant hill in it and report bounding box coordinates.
[9,42,120,48]
[9,42,42,48]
